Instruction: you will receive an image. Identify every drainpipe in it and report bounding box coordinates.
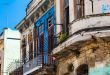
[90,0,94,13]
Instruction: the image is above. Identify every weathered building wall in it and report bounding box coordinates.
[69,0,110,22]
[69,0,75,23]
[27,0,42,15]
[69,15,110,35]
[55,0,64,34]
[85,0,110,15]
[56,40,110,75]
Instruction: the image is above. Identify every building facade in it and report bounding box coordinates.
[0,28,21,75]
[52,0,110,75]
[15,0,110,75]
[16,0,56,75]
[0,39,4,75]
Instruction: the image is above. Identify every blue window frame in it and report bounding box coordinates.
[38,24,43,35]
[35,5,56,64]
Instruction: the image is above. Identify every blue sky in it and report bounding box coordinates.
[0,0,31,32]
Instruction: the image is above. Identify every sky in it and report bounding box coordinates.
[0,0,31,33]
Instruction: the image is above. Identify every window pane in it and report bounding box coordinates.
[39,24,43,34]
[48,17,53,28]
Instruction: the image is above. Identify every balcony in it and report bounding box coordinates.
[23,56,42,75]
[9,66,23,75]
[69,13,110,35]
[52,13,110,57]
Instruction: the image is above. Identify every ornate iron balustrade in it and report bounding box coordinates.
[23,55,42,74]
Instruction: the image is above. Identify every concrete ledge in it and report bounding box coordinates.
[69,15,110,35]
[52,30,110,54]
[23,66,42,75]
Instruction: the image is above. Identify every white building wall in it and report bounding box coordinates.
[69,16,110,35]
[68,0,110,34]
[3,28,20,75]
[85,0,110,15]
[85,0,92,15]
[69,0,75,23]
[55,0,64,34]
[68,0,110,22]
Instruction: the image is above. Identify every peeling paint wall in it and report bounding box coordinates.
[101,4,110,13]
[56,41,110,75]
[89,63,110,75]
[85,0,110,15]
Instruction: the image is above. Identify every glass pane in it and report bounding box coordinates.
[39,24,43,34]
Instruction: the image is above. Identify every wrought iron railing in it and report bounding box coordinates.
[9,66,23,75]
[54,30,69,47]
[23,55,42,73]
[7,60,23,74]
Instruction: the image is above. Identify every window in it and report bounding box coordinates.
[64,0,69,8]
[29,43,33,61]
[39,33,44,64]
[33,28,37,58]
[37,24,44,64]
[38,24,43,35]
[36,13,39,19]
[22,36,27,63]
[28,32,33,61]
[28,32,32,42]
[75,0,85,18]
[22,37,26,47]
[22,47,26,64]
[24,20,29,29]
[63,0,69,35]
[48,25,54,64]
[19,28,23,33]
[48,17,53,28]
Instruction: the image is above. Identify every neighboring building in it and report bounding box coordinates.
[52,0,110,75]
[0,39,4,75]
[0,28,20,75]
[16,0,56,75]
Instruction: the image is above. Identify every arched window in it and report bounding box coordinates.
[76,64,88,75]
